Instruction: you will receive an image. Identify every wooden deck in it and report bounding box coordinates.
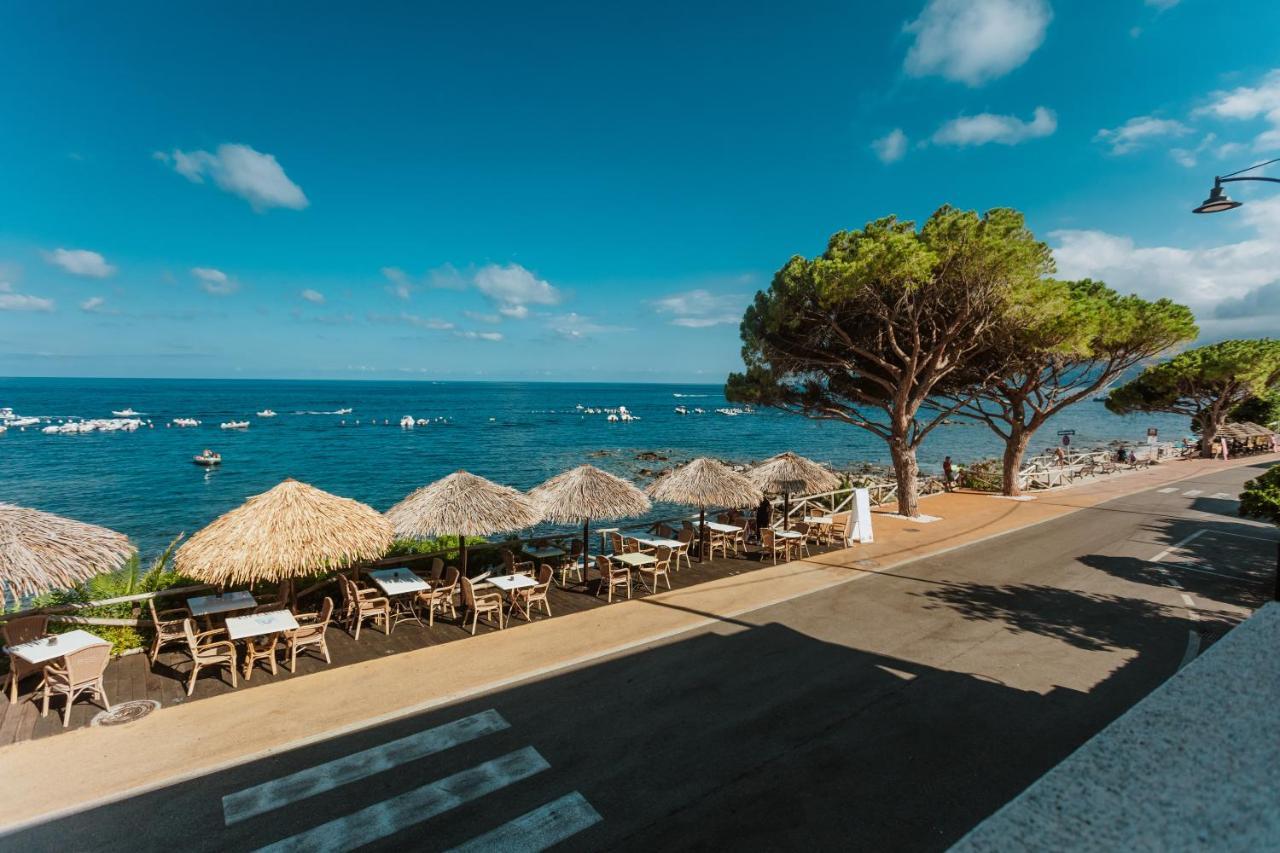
[0,542,837,745]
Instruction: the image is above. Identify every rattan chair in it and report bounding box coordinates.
[242,628,279,681]
[761,528,793,565]
[461,576,505,635]
[339,574,390,641]
[637,547,673,592]
[418,566,460,627]
[517,564,554,621]
[147,598,191,664]
[596,554,631,603]
[791,522,813,558]
[39,643,111,727]
[608,531,626,556]
[181,618,237,695]
[3,614,51,703]
[561,540,585,587]
[829,512,851,545]
[284,597,334,672]
[672,529,694,571]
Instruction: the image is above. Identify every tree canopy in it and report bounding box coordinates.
[1239,465,1280,527]
[726,205,1053,516]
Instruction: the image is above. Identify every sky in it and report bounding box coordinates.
[1,0,1279,383]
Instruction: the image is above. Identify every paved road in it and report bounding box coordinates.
[11,463,1276,852]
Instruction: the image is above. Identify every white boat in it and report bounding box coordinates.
[112,408,141,417]
[415,418,431,426]
[674,406,688,415]
[193,451,222,467]
[399,415,415,428]
[335,408,353,415]
[9,416,39,427]
[172,418,201,427]
[256,409,277,418]
[220,421,250,430]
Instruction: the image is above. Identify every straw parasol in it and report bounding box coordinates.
[385,471,542,572]
[645,458,762,561]
[748,452,841,530]
[0,503,135,606]
[175,478,393,589]
[529,464,651,579]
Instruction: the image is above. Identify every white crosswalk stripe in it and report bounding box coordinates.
[258,747,551,853]
[224,709,510,825]
[1182,489,1202,497]
[1210,492,1235,500]
[1156,487,1177,494]
[447,791,603,852]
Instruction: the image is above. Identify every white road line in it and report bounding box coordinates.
[446,791,602,852]
[1182,489,1203,497]
[224,709,509,825]
[1150,529,1207,564]
[1210,492,1235,500]
[1157,487,1178,494]
[1203,529,1277,542]
[257,747,550,853]
[1168,563,1250,580]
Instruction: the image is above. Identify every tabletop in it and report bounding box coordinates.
[188,590,257,617]
[635,537,683,549]
[6,629,109,665]
[524,546,566,560]
[225,610,300,641]
[695,521,743,533]
[776,529,804,539]
[487,574,538,591]
[367,568,429,596]
[612,552,656,567]
[804,515,834,524]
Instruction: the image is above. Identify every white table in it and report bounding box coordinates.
[486,573,539,620]
[224,610,299,641]
[776,529,804,540]
[634,537,683,550]
[694,521,743,533]
[803,515,834,525]
[188,590,257,618]
[523,546,565,562]
[367,568,429,596]
[611,552,656,568]
[6,629,109,665]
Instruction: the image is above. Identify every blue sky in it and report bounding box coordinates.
[2,0,1279,382]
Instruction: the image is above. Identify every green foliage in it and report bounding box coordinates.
[1230,389,1280,427]
[1106,339,1280,419]
[387,534,486,559]
[1239,465,1280,526]
[957,459,1003,491]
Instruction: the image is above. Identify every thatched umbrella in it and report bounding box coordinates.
[748,452,841,530]
[385,471,542,573]
[645,458,762,561]
[0,503,135,606]
[175,478,392,591]
[529,464,651,579]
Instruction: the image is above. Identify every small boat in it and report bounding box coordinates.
[193,451,222,467]
[674,406,688,415]
[256,409,277,418]
[172,417,201,427]
[399,415,415,428]
[112,408,141,417]
[335,408,353,415]
[220,421,249,430]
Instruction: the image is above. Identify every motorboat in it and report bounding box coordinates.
[674,406,688,415]
[220,421,250,430]
[400,415,415,428]
[172,418,201,427]
[193,451,222,466]
[256,409,277,417]
[112,408,141,417]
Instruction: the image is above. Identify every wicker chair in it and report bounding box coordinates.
[181,618,237,695]
[829,512,852,545]
[147,598,191,664]
[596,555,631,603]
[672,530,694,571]
[39,643,111,727]
[418,566,460,627]
[561,540,585,586]
[761,528,794,565]
[284,597,334,672]
[428,557,445,583]
[339,575,390,641]
[242,624,279,681]
[517,565,554,621]
[790,522,813,558]
[3,615,51,703]
[608,531,626,556]
[461,576,504,635]
[637,547,673,593]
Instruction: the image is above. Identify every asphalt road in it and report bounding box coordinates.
[10,462,1277,853]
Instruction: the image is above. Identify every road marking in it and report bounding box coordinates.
[1167,563,1252,580]
[1157,487,1178,494]
[224,709,509,825]
[1182,489,1203,497]
[1209,492,1235,500]
[1149,529,1207,564]
[258,747,550,853]
[1203,529,1276,542]
[446,791,602,852]
[1147,532,1206,669]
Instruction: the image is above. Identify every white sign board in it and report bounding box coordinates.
[850,488,874,544]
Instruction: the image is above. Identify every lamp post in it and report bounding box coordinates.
[1191,158,1280,213]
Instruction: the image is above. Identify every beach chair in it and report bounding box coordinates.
[596,554,631,603]
[180,618,238,695]
[284,597,334,672]
[461,576,505,635]
[39,643,111,727]
[3,615,51,703]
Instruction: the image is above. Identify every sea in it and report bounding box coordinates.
[0,377,1193,558]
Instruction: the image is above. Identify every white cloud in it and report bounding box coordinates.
[300,288,325,304]
[155,143,308,212]
[1169,133,1217,169]
[42,248,114,278]
[473,263,562,318]
[1051,197,1280,339]
[367,311,454,331]
[0,281,54,312]
[455,330,504,342]
[872,129,909,164]
[932,106,1057,147]
[381,267,414,300]
[191,267,239,296]
[464,310,502,324]
[651,289,746,328]
[904,0,1051,87]
[1095,116,1191,155]
[79,296,117,314]
[548,312,630,341]
[380,264,469,300]
[1196,69,1280,152]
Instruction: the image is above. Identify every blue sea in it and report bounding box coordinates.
[0,378,1192,557]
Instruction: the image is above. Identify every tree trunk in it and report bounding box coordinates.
[1002,426,1033,497]
[1201,413,1221,459]
[890,442,920,517]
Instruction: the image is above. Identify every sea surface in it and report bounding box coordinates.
[0,378,1192,557]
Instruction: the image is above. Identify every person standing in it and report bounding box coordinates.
[942,456,954,492]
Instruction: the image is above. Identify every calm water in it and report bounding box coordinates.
[0,378,1191,557]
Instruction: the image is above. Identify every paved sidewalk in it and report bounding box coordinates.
[0,453,1272,833]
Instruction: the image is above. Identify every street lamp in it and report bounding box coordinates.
[1192,157,1280,214]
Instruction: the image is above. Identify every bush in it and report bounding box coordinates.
[387,534,486,559]
[957,459,1002,492]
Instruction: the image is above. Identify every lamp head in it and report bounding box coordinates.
[1192,183,1242,214]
